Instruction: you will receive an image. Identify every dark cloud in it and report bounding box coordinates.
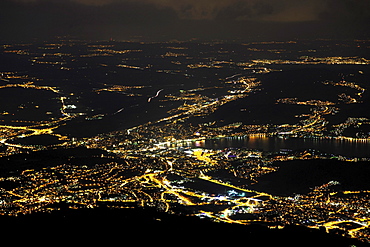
[9,0,366,22]
[1,0,369,41]
[320,0,370,22]
[7,0,370,22]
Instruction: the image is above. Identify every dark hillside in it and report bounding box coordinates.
[1,205,367,246]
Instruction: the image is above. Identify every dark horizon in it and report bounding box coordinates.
[1,0,370,42]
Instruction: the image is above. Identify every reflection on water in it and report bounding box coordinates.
[188,136,370,158]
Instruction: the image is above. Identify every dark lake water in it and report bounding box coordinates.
[189,136,370,158]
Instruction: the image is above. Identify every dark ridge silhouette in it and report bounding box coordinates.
[1,205,368,246]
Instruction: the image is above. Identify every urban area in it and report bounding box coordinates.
[0,38,369,243]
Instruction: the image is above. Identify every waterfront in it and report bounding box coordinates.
[192,136,370,158]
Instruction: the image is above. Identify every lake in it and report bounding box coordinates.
[188,136,370,158]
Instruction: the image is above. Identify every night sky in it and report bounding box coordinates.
[1,0,370,42]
